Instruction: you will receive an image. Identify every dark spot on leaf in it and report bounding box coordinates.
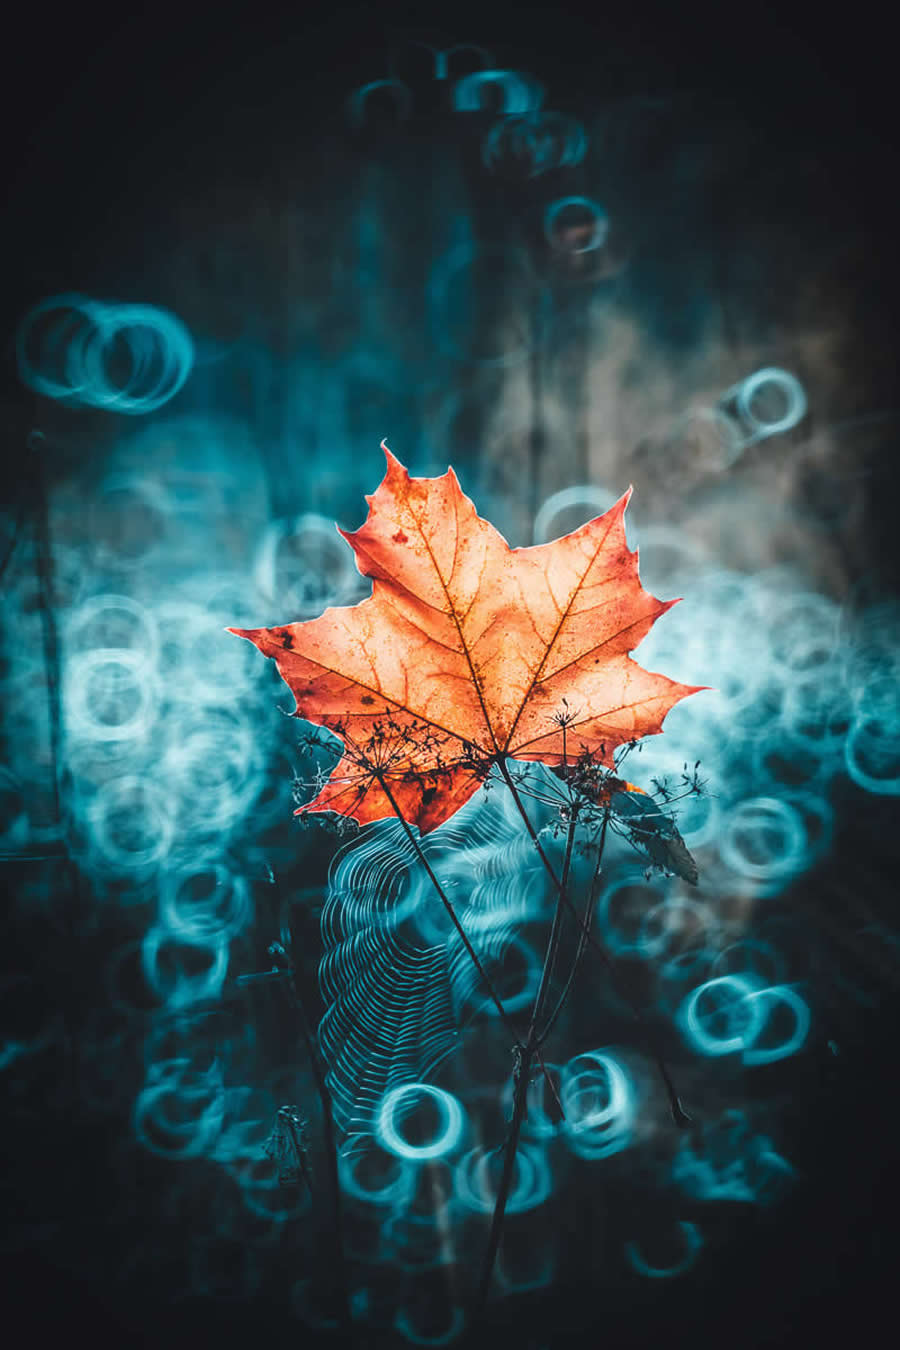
[421,786,437,805]
[361,695,375,705]
[282,632,294,649]
[392,530,409,544]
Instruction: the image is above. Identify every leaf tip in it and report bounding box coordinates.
[609,485,634,534]
[381,438,405,472]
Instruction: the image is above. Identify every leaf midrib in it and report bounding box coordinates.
[502,513,621,750]
[400,483,500,754]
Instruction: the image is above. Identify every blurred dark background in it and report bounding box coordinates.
[2,2,898,1347]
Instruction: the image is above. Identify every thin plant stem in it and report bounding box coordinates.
[282,957,352,1337]
[0,480,28,590]
[474,1059,530,1311]
[376,772,514,1027]
[472,809,580,1313]
[496,756,691,1127]
[374,770,564,1119]
[537,804,610,1049]
[536,723,571,1007]
[528,810,579,1045]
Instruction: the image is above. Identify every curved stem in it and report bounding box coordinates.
[0,479,28,590]
[375,771,563,1119]
[284,963,352,1337]
[472,809,579,1313]
[376,772,514,1028]
[528,811,578,1047]
[498,759,565,889]
[537,805,610,1048]
[497,757,690,1127]
[473,1059,530,1311]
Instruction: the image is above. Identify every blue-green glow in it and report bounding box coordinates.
[375,1083,466,1161]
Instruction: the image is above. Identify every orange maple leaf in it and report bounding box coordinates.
[228,444,705,833]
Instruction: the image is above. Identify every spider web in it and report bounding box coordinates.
[317,782,549,1136]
